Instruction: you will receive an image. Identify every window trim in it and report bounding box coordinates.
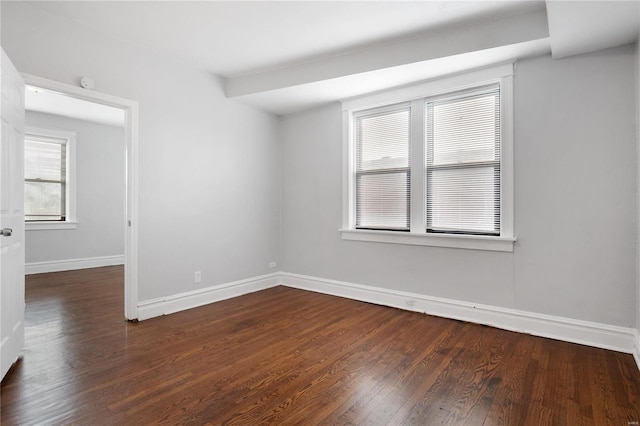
[24,126,77,231]
[341,63,515,252]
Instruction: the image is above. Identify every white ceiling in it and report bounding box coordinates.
[546,0,639,59]
[228,6,552,114]
[25,86,125,127]
[28,1,545,78]
[235,38,552,115]
[22,1,640,116]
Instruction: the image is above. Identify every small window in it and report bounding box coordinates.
[24,127,76,229]
[25,136,66,221]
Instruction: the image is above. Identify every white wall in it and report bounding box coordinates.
[25,111,125,264]
[281,45,637,328]
[636,40,640,335]
[1,2,281,301]
[2,1,637,332]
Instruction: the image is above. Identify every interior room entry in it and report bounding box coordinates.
[21,74,140,322]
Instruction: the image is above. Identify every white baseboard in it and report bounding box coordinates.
[131,269,638,359]
[280,272,637,354]
[25,255,125,275]
[633,331,640,371]
[137,272,280,321]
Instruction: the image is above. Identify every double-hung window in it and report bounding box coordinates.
[355,105,411,231]
[24,126,77,230]
[342,64,515,251]
[426,85,501,236]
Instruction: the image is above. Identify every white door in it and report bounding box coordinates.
[0,49,25,382]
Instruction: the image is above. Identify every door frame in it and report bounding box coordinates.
[22,73,139,320]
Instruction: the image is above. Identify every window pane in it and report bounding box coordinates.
[25,139,64,181]
[357,109,410,171]
[428,167,497,233]
[25,181,63,219]
[356,172,409,229]
[355,107,411,230]
[430,92,499,166]
[426,86,501,235]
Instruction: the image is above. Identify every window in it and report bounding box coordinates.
[355,105,411,230]
[426,85,500,235]
[24,127,77,230]
[25,137,66,221]
[341,64,515,251]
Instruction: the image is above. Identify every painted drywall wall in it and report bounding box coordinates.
[281,45,637,328]
[512,46,635,327]
[25,111,125,263]
[1,2,281,301]
[636,40,640,334]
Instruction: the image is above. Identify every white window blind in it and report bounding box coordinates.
[24,137,67,221]
[426,85,500,235]
[355,105,411,230]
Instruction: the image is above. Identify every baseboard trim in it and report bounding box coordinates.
[280,272,637,354]
[633,331,640,371]
[137,272,281,321]
[25,255,125,275]
[131,269,638,357]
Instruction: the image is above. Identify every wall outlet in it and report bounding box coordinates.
[194,270,201,283]
[269,261,276,268]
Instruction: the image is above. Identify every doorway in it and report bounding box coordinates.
[22,74,139,320]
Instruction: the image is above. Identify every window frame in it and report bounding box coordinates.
[425,84,501,236]
[354,102,412,231]
[341,63,515,252]
[24,126,77,231]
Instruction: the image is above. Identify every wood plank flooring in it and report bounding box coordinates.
[1,266,639,425]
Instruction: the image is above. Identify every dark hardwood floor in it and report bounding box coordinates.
[1,266,639,425]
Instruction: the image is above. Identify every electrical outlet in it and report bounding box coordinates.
[194,270,201,283]
[269,261,276,268]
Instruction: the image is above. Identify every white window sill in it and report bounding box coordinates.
[26,221,78,231]
[340,229,515,252]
